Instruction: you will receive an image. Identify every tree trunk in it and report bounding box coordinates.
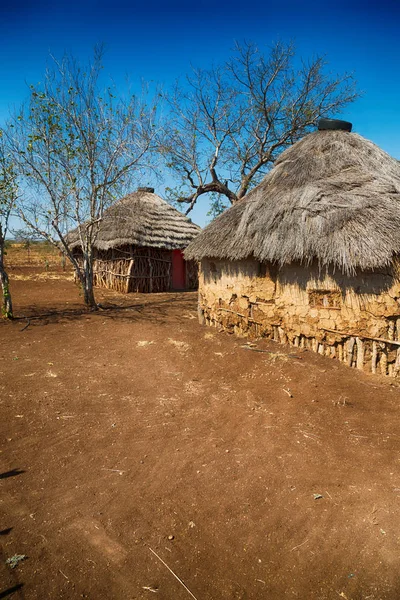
[82,253,97,310]
[0,242,13,319]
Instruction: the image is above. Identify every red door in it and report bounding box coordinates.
[172,250,186,290]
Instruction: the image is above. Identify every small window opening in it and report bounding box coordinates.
[308,289,342,309]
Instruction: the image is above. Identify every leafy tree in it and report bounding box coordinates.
[7,47,159,308]
[161,40,359,214]
[206,193,229,221]
[0,130,18,319]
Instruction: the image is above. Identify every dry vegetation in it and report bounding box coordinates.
[5,241,73,281]
[5,241,65,268]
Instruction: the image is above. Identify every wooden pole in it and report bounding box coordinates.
[371,341,378,374]
[346,337,355,367]
[356,337,364,371]
[380,348,388,376]
[394,349,400,377]
[322,328,400,348]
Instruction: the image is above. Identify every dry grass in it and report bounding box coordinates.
[5,242,65,268]
[4,242,73,281]
[11,272,74,281]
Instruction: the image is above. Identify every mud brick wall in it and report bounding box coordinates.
[198,258,400,377]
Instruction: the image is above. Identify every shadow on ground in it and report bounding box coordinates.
[5,294,197,329]
[0,471,25,481]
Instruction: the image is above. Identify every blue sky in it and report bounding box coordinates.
[1,0,400,228]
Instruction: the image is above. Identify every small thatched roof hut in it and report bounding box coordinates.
[186,120,400,377]
[69,188,200,293]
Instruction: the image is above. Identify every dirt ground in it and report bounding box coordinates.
[1,264,400,599]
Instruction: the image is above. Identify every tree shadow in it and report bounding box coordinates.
[0,584,24,599]
[13,293,198,328]
[0,470,25,481]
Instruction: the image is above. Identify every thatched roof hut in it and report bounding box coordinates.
[69,188,200,293]
[69,187,200,252]
[186,129,400,273]
[186,121,400,377]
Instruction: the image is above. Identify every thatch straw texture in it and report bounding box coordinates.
[68,190,200,251]
[185,130,400,273]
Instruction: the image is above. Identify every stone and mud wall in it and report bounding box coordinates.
[198,258,400,377]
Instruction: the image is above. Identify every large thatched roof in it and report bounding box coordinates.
[68,189,200,251]
[185,130,400,273]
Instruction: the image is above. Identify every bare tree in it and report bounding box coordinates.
[162,40,359,215]
[13,228,41,263]
[8,47,160,308]
[0,130,18,319]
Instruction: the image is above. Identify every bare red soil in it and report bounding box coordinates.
[1,268,400,599]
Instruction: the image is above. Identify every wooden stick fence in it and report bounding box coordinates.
[73,246,173,293]
[202,303,400,378]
